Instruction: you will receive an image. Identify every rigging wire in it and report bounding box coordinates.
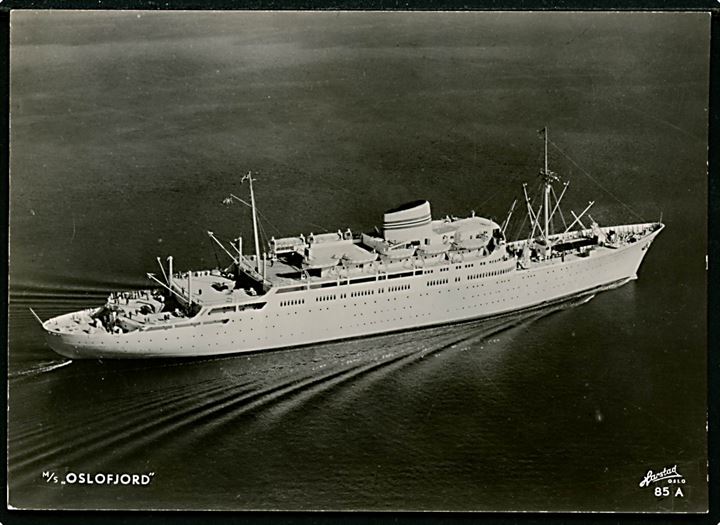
[255,207,280,235]
[548,139,645,222]
[307,221,331,233]
[473,184,509,216]
[511,180,547,241]
[257,218,269,256]
[227,193,281,235]
[511,211,528,242]
[472,168,528,215]
[551,185,568,230]
[510,182,537,241]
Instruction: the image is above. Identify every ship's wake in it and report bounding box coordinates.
[8,360,73,379]
[8,292,595,489]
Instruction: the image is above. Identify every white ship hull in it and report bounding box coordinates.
[44,225,662,359]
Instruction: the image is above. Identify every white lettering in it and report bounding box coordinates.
[60,471,154,486]
[639,465,682,487]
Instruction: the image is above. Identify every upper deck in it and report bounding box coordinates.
[172,219,662,310]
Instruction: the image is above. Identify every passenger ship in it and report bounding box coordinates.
[37,129,664,359]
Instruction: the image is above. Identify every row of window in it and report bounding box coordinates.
[278,258,515,294]
[288,265,513,306]
[420,260,497,274]
[280,298,305,307]
[467,266,513,280]
[208,305,235,316]
[288,284,414,304]
[277,270,419,293]
[206,302,266,316]
[351,289,375,298]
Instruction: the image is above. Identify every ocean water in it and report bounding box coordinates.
[7,11,708,511]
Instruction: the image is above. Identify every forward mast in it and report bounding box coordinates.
[522,126,595,259]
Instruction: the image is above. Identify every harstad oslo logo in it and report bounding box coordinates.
[639,465,686,498]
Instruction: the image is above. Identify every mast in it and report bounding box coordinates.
[167,256,174,289]
[501,199,517,236]
[207,231,239,265]
[156,257,169,285]
[242,171,262,272]
[147,273,190,303]
[187,271,192,305]
[522,183,545,241]
[543,127,549,246]
[539,126,557,252]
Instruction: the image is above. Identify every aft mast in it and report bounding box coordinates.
[219,175,271,289]
[242,171,262,273]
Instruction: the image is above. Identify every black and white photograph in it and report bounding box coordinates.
[7,10,709,512]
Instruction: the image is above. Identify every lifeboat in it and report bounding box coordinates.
[342,251,378,265]
[454,237,488,251]
[382,245,417,260]
[417,243,449,256]
[302,256,340,270]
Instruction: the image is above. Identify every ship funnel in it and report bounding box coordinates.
[383,200,432,243]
